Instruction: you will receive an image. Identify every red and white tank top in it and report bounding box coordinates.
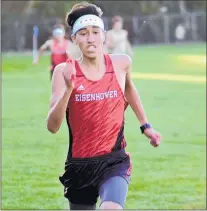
[66,54,127,158]
[51,39,68,67]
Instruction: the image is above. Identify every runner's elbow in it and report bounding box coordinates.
[46,119,60,134]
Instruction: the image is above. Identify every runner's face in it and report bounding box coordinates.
[72,26,105,59]
[113,21,123,30]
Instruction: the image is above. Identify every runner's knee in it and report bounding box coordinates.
[100,201,123,209]
[99,176,128,209]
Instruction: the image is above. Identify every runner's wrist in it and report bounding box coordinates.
[140,123,152,134]
[64,87,73,96]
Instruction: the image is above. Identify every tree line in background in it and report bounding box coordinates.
[2,0,206,51]
[2,0,206,20]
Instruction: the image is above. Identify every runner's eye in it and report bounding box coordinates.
[79,31,87,36]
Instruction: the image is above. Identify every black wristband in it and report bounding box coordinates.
[140,123,151,134]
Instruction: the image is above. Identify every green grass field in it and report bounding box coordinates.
[2,43,206,209]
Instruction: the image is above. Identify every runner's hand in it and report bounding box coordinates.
[62,59,76,90]
[33,59,38,65]
[144,128,162,147]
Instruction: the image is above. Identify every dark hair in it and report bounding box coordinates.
[65,2,103,29]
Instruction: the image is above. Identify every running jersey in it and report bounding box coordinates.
[66,54,127,158]
[51,39,68,70]
[107,29,128,54]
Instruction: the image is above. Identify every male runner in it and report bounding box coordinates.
[47,2,161,210]
[33,24,73,79]
[105,16,133,57]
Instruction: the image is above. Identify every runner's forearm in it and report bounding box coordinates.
[36,49,44,62]
[125,81,148,125]
[47,88,72,133]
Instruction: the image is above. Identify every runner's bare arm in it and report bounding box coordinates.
[105,31,114,51]
[125,31,133,57]
[34,40,52,64]
[46,63,73,133]
[124,55,148,125]
[126,40,133,57]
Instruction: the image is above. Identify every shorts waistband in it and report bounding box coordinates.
[67,149,126,163]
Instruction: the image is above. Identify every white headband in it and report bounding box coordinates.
[71,14,104,35]
[53,28,65,36]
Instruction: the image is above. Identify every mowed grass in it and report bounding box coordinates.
[2,43,206,209]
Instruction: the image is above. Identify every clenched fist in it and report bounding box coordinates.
[62,58,76,90]
[144,128,162,147]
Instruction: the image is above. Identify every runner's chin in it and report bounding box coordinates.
[85,51,97,59]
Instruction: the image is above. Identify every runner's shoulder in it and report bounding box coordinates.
[53,62,66,76]
[46,39,53,45]
[107,29,113,34]
[109,53,132,67]
[122,29,128,34]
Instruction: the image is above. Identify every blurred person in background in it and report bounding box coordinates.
[105,16,133,57]
[33,24,75,79]
[46,1,161,210]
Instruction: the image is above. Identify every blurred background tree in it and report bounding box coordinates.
[2,0,206,19]
[1,0,206,51]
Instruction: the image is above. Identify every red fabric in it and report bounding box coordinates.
[66,54,127,158]
[50,39,68,70]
